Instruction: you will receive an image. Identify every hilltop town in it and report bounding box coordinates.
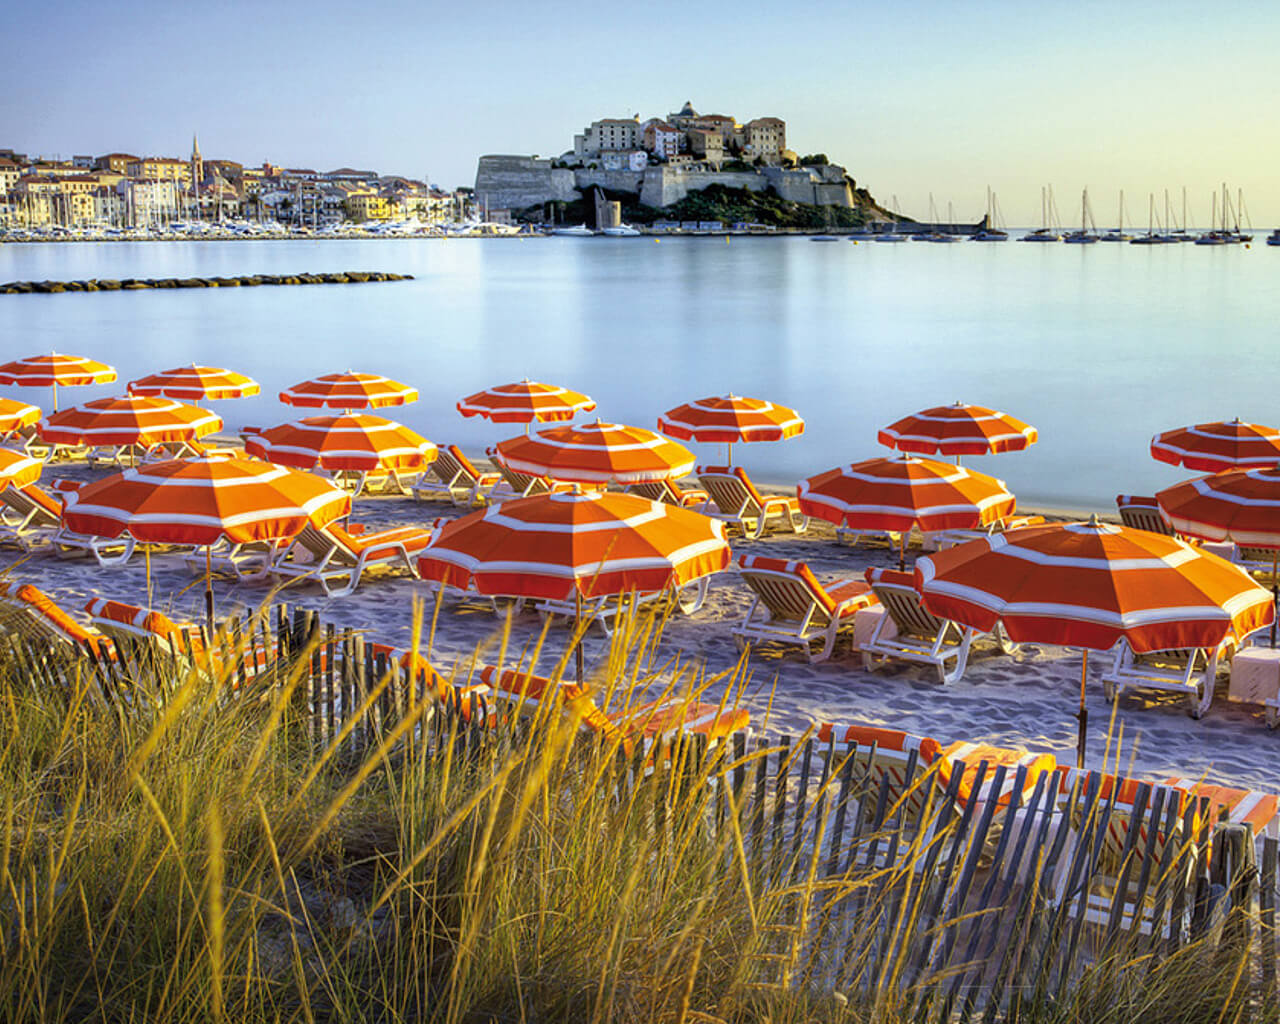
[0,138,473,232]
[475,101,886,226]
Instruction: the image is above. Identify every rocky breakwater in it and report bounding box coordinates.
[0,271,413,295]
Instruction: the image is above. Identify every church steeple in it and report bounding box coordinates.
[190,133,203,188]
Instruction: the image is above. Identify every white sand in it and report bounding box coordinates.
[8,460,1280,795]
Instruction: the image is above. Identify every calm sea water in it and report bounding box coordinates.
[2,237,1277,511]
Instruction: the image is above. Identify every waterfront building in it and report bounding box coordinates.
[0,159,20,194]
[574,117,642,161]
[93,153,139,174]
[126,157,191,185]
[641,120,683,159]
[742,117,786,163]
[687,128,724,166]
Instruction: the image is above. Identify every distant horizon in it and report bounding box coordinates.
[4,0,1278,225]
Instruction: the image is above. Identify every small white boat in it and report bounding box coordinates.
[552,225,594,237]
[1267,229,1280,247]
[601,224,641,237]
[810,235,840,242]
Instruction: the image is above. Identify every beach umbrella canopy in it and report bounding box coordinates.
[128,364,261,403]
[37,396,223,449]
[61,456,350,546]
[244,413,437,472]
[0,448,43,491]
[457,379,596,424]
[1150,419,1280,473]
[493,421,696,485]
[1156,466,1280,547]
[878,402,1038,458]
[416,490,729,602]
[0,353,117,411]
[658,394,804,465]
[279,371,418,410]
[915,518,1274,761]
[0,399,41,441]
[798,455,1017,534]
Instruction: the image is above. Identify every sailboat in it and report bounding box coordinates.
[971,187,1009,241]
[1195,190,1227,245]
[1129,193,1165,245]
[875,195,908,241]
[1063,187,1099,243]
[1099,190,1131,241]
[1020,186,1061,241]
[1267,229,1280,247]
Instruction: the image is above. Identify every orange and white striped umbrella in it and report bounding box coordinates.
[1151,419,1280,473]
[879,402,1038,457]
[1157,466,1280,547]
[0,353,117,411]
[0,448,42,491]
[244,414,437,472]
[128,364,260,402]
[416,490,729,601]
[658,394,805,445]
[279,371,418,410]
[457,379,596,424]
[0,398,41,440]
[61,456,350,546]
[37,396,223,448]
[798,456,1016,533]
[915,518,1273,653]
[494,421,695,485]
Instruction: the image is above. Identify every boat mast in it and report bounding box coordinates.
[1118,189,1124,233]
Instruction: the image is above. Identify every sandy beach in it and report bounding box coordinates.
[7,453,1280,798]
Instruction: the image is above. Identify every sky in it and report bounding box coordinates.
[3,0,1279,226]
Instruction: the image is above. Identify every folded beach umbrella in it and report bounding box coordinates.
[458,379,596,425]
[658,394,804,466]
[0,352,117,411]
[37,395,223,458]
[879,402,1037,460]
[493,421,695,485]
[1150,419,1280,473]
[798,455,1016,534]
[0,398,42,443]
[279,371,418,410]
[915,518,1274,763]
[128,364,260,403]
[0,448,43,491]
[244,413,437,493]
[416,490,729,602]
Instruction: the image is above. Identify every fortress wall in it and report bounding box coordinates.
[474,155,579,210]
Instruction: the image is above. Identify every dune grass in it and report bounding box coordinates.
[0,600,1266,1023]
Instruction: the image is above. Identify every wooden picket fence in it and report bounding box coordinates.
[7,600,1280,1020]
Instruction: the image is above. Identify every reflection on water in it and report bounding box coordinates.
[1,236,1274,510]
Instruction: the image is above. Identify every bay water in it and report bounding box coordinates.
[2,236,1276,511]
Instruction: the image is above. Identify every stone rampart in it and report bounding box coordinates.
[638,168,766,208]
[474,155,579,210]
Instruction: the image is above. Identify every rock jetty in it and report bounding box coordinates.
[0,271,413,295]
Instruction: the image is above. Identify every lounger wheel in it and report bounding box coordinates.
[1187,676,1212,719]
[1102,678,1117,704]
[1267,705,1280,730]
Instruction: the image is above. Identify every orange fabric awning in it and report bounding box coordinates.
[658,394,804,445]
[879,402,1037,457]
[61,456,350,546]
[37,396,223,447]
[915,519,1274,653]
[417,490,729,601]
[128,364,260,402]
[1157,466,1280,547]
[798,455,1016,533]
[457,379,596,423]
[279,371,418,409]
[244,414,437,472]
[494,421,695,485]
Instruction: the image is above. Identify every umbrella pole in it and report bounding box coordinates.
[1076,650,1089,768]
[726,442,732,468]
[1272,553,1278,649]
[574,589,584,685]
[205,546,215,639]
[145,546,153,610]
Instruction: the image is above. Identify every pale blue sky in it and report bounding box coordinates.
[4,0,1278,224]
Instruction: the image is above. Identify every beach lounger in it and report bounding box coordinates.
[818,723,943,827]
[487,452,575,498]
[476,664,750,755]
[534,582,707,637]
[625,477,709,508]
[0,581,111,658]
[181,538,280,580]
[0,482,137,565]
[267,521,433,597]
[733,555,879,662]
[694,464,808,539]
[412,444,503,507]
[1232,544,1280,580]
[1099,631,1256,718]
[925,513,1047,550]
[1115,494,1176,536]
[859,567,1008,684]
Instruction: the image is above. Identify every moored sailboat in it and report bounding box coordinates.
[1063,187,1099,243]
